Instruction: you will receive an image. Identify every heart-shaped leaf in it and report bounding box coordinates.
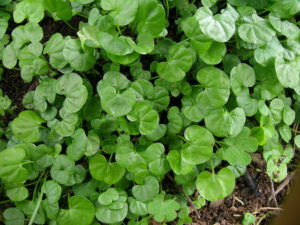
[57,196,95,225]
[204,107,246,137]
[89,154,125,184]
[196,67,230,109]
[196,167,235,201]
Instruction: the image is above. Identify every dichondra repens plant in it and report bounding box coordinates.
[0,0,300,224]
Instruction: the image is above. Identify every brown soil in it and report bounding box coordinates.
[187,154,298,225]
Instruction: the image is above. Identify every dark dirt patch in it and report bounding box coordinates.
[41,15,86,42]
[0,68,36,123]
[186,153,298,225]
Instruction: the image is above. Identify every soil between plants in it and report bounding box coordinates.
[0,16,299,225]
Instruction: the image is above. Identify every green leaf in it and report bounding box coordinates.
[15,200,45,224]
[254,64,283,100]
[269,0,300,19]
[196,67,230,109]
[167,150,193,175]
[3,208,25,225]
[42,180,61,204]
[99,86,136,117]
[199,41,226,65]
[181,125,214,165]
[89,154,126,184]
[43,0,72,21]
[66,129,86,161]
[275,56,300,88]
[96,189,128,224]
[50,155,75,185]
[132,0,165,37]
[178,206,193,225]
[230,63,256,96]
[63,39,96,72]
[196,167,235,201]
[127,101,159,135]
[242,212,256,225]
[279,124,292,143]
[101,0,138,26]
[221,127,258,166]
[195,6,236,42]
[294,135,300,148]
[236,89,258,117]
[204,107,246,137]
[77,25,101,49]
[126,32,154,55]
[98,188,119,205]
[167,106,183,134]
[34,78,56,112]
[57,196,95,225]
[238,14,276,45]
[56,73,88,113]
[132,176,159,203]
[157,44,195,82]
[254,37,283,66]
[13,0,44,23]
[2,44,19,69]
[12,110,45,143]
[98,32,133,56]
[143,143,170,176]
[0,18,8,40]
[147,195,180,222]
[11,23,43,49]
[266,158,287,182]
[129,198,148,216]
[44,33,69,69]
[7,186,28,202]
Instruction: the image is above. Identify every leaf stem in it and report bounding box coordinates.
[32,171,46,201]
[108,153,113,163]
[28,174,47,225]
[63,21,76,31]
[0,199,12,204]
[210,159,215,175]
[177,135,190,144]
[77,13,88,19]
[149,75,160,80]
[21,160,34,166]
[116,24,123,35]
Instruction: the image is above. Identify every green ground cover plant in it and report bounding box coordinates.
[0,0,300,224]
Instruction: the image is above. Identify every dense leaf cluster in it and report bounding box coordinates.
[0,0,300,224]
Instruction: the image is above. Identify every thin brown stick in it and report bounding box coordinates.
[268,171,296,201]
[166,174,201,220]
[270,178,278,207]
[259,207,283,211]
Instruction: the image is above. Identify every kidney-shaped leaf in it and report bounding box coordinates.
[147,195,180,222]
[157,45,195,82]
[181,125,214,165]
[132,0,166,37]
[56,73,88,113]
[101,0,138,26]
[13,0,44,23]
[204,107,246,137]
[0,146,28,183]
[196,67,230,109]
[57,196,95,225]
[89,154,126,184]
[63,39,96,72]
[195,6,236,42]
[11,110,45,143]
[196,167,235,202]
[230,63,256,96]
